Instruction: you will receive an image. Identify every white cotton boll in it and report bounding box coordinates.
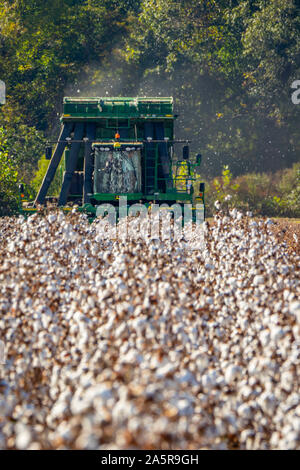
[237,404,253,419]
[253,275,265,286]
[177,399,194,416]
[196,356,209,373]
[225,364,242,384]
[1,210,300,450]
[205,263,214,271]
[70,396,89,415]
[48,214,57,224]
[202,371,217,390]
[7,242,15,253]
[270,325,284,342]
[258,392,277,415]
[227,277,237,288]
[259,329,270,347]
[51,401,68,419]
[289,301,300,323]
[15,424,32,450]
[121,349,143,364]
[176,369,197,385]
[248,248,257,258]
[283,289,292,301]
[291,417,300,433]
[156,363,176,378]
[112,400,136,424]
[85,384,113,403]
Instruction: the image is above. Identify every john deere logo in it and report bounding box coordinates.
[0,80,6,104]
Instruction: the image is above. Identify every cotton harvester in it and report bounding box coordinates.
[21,97,205,219]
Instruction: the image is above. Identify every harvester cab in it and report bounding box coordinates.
[26,97,205,219]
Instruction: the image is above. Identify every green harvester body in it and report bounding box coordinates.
[22,97,205,219]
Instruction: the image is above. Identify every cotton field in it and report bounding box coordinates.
[0,211,299,450]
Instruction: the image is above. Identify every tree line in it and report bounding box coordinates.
[0,0,299,214]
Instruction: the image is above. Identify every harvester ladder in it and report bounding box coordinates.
[145,144,159,193]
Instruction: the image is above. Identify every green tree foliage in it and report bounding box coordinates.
[0,0,131,129]
[120,0,300,175]
[0,127,19,215]
[212,165,240,202]
[0,0,299,215]
[31,154,63,197]
[206,162,300,217]
[272,164,300,217]
[0,103,45,183]
[241,0,300,108]
[0,0,138,206]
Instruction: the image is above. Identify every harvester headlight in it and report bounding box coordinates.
[126,147,131,151]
